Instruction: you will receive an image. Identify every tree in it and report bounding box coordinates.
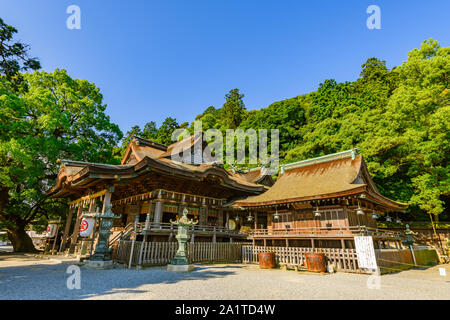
[0,69,122,252]
[155,117,179,145]
[118,125,142,156]
[142,121,157,140]
[0,18,40,91]
[383,39,449,221]
[219,89,246,129]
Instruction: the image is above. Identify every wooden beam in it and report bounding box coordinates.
[68,189,107,206]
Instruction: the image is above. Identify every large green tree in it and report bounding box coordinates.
[0,68,122,252]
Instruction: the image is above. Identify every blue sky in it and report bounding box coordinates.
[1,0,449,133]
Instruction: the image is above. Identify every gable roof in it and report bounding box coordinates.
[235,149,408,211]
[48,136,267,198]
[231,167,275,187]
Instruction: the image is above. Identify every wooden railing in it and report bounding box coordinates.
[242,245,362,273]
[108,223,135,246]
[112,240,244,266]
[251,225,402,239]
[143,222,244,235]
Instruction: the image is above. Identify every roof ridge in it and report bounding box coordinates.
[281,148,360,173]
[133,136,167,150]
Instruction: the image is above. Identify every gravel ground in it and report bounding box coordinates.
[0,254,449,300]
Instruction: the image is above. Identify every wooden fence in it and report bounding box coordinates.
[242,245,362,273]
[112,240,244,266]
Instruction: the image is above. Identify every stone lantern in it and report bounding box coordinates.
[167,208,198,272]
[86,203,121,269]
[402,224,417,266]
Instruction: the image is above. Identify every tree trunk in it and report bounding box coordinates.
[7,226,38,253]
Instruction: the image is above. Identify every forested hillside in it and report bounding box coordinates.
[124,39,449,222]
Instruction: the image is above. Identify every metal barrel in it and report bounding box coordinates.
[258,252,276,269]
[305,253,327,273]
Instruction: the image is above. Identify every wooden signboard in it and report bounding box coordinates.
[354,236,378,271]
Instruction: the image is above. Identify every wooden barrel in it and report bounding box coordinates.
[305,253,326,273]
[258,252,275,269]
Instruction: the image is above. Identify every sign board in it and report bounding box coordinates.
[79,218,95,237]
[354,236,378,270]
[45,224,57,238]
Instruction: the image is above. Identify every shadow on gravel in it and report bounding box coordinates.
[0,260,242,300]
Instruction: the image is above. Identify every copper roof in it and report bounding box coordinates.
[235,149,408,211]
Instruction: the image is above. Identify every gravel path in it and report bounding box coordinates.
[0,254,449,300]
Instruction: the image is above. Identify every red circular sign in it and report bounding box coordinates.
[80,219,89,233]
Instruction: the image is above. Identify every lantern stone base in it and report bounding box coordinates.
[84,260,114,270]
[167,264,194,272]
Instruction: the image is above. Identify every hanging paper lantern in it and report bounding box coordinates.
[79,218,95,237]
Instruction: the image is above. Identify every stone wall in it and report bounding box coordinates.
[375,247,440,273]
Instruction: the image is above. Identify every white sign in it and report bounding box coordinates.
[79,218,95,237]
[45,224,57,238]
[354,236,378,270]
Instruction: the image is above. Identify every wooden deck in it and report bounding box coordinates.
[251,226,402,240]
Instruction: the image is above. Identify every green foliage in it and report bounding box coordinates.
[219,88,246,129]
[190,39,449,221]
[156,117,180,145]
[0,18,40,90]
[0,68,122,248]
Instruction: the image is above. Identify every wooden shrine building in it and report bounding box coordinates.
[234,149,409,249]
[48,135,271,252]
[48,133,408,254]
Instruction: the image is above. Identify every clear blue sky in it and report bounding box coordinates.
[1,0,449,133]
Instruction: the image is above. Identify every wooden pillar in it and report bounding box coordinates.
[225,211,230,229]
[341,239,345,249]
[60,206,74,252]
[199,206,207,225]
[69,205,83,253]
[102,188,113,213]
[254,211,258,230]
[154,201,163,224]
[263,238,267,247]
[311,238,315,249]
[212,227,217,243]
[217,209,224,227]
[285,238,289,247]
